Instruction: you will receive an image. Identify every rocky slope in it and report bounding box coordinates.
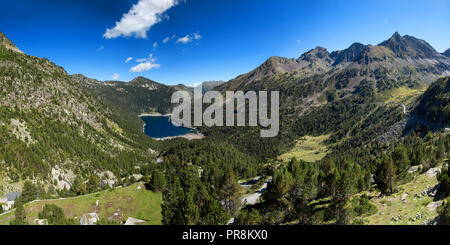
[0,33,157,196]
[198,81,225,94]
[443,48,450,58]
[0,32,23,54]
[218,32,449,94]
[219,47,333,91]
[217,32,450,125]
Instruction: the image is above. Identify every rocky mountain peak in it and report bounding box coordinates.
[379,32,441,59]
[298,46,330,61]
[129,76,162,87]
[252,56,300,76]
[330,42,368,65]
[392,31,402,39]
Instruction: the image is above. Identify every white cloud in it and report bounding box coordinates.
[98,45,104,52]
[162,36,170,43]
[103,0,179,39]
[193,32,202,40]
[130,62,161,73]
[112,73,120,80]
[125,57,133,63]
[384,19,389,24]
[130,54,161,73]
[176,35,192,44]
[296,40,301,44]
[153,42,158,48]
[176,32,202,44]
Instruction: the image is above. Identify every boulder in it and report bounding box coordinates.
[33,219,48,225]
[125,217,146,225]
[401,193,408,203]
[80,213,100,225]
[407,166,419,173]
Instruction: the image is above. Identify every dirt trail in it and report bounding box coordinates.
[241,177,271,205]
[227,176,272,225]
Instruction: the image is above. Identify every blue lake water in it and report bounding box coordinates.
[141,116,196,139]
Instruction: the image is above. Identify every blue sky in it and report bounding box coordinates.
[1,0,449,85]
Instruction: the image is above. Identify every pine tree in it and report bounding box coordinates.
[19,181,38,203]
[391,146,410,181]
[10,200,27,225]
[219,169,241,215]
[386,157,396,195]
[151,170,166,192]
[182,192,199,225]
[264,167,293,207]
[379,156,397,195]
[38,204,68,225]
[333,160,357,225]
[436,140,446,160]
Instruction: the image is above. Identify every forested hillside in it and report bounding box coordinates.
[72,74,193,115]
[0,32,159,199]
[229,76,449,225]
[234,130,448,225]
[412,77,449,126]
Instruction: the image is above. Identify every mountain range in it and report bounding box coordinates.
[219,32,449,93]
[199,32,449,159]
[0,31,449,225]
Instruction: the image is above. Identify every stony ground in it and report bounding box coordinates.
[366,167,442,225]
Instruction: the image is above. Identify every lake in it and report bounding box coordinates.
[141,116,196,139]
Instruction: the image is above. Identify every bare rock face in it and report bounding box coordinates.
[0,32,23,53]
[330,42,367,65]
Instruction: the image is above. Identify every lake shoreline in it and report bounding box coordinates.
[138,112,172,117]
[154,132,205,141]
[140,114,205,141]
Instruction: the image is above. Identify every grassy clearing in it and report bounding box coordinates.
[278,135,330,163]
[365,170,440,225]
[0,183,162,225]
[377,86,427,104]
